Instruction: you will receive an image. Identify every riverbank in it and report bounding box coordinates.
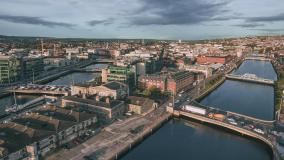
[195,75,225,102]
[45,106,171,160]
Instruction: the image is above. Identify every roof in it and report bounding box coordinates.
[102,81,127,90]
[63,96,123,109]
[37,105,95,122]
[168,71,194,81]
[0,122,53,156]
[13,113,75,132]
[128,96,155,107]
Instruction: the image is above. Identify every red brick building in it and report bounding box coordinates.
[138,75,167,92]
[167,71,195,95]
[196,54,233,64]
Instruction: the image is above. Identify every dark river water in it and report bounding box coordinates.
[121,119,271,160]
[121,60,276,160]
[47,72,100,86]
[0,69,100,115]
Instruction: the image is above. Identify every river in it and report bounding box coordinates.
[121,60,276,160]
[121,119,271,160]
[0,67,100,115]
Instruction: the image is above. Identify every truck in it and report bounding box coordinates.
[253,128,265,135]
[208,113,226,122]
[183,105,206,115]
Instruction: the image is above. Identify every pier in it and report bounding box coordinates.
[226,73,275,85]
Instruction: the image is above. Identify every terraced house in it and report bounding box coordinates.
[0,105,97,160]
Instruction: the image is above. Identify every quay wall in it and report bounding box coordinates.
[106,113,172,160]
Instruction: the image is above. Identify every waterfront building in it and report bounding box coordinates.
[102,65,136,88]
[61,96,126,123]
[138,71,194,95]
[128,96,158,115]
[0,55,21,84]
[167,71,195,95]
[21,56,44,79]
[71,81,128,100]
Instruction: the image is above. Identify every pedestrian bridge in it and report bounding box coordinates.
[226,73,275,85]
[8,84,71,96]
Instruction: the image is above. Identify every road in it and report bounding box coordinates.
[45,102,170,160]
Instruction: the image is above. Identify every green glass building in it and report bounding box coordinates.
[0,56,21,84]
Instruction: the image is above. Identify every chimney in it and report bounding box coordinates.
[105,97,110,104]
[96,95,100,101]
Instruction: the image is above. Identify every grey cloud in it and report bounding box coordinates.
[87,18,114,26]
[250,28,284,32]
[247,13,284,22]
[0,15,75,28]
[232,23,265,28]
[128,0,230,25]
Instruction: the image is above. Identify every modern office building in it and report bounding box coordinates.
[21,56,44,79]
[102,65,135,88]
[0,55,21,84]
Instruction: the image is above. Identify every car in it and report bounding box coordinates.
[228,121,238,125]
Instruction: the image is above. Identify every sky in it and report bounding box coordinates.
[0,0,284,40]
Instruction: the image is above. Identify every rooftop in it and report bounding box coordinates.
[37,105,95,122]
[13,113,75,132]
[63,96,123,109]
[102,81,127,90]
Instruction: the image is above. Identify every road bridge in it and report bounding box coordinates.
[167,102,280,160]
[226,73,275,85]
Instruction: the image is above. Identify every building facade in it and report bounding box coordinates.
[138,74,167,92]
[167,71,195,95]
[0,55,21,84]
[196,54,233,64]
[102,66,135,88]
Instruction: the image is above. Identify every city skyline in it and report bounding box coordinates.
[0,0,284,40]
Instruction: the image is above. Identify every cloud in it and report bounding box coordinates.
[250,28,284,32]
[87,18,114,26]
[247,13,284,22]
[232,23,265,28]
[0,15,75,28]
[127,0,230,25]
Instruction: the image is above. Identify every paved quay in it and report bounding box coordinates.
[45,105,170,160]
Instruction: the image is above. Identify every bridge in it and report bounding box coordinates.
[72,68,101,73]
[94,58,115,63]
[8,84,71,96]
[1,96,47,123]
[245,56,271,61]
[167,101,280,160]
[226,73,275,85]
